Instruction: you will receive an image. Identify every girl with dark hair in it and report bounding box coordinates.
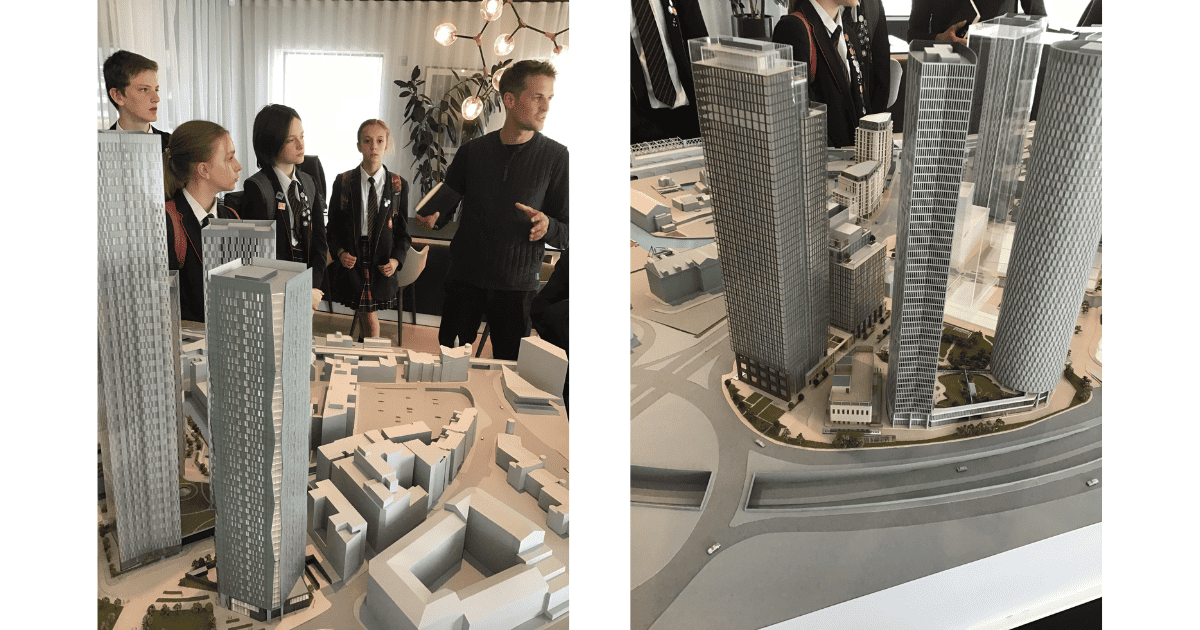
[163,120,242,322]
[241,104,329,311]
[325,119,411,341]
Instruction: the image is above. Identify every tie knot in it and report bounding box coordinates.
[833,25,842,40]
[202,213,214,227]
[368,176,375,186]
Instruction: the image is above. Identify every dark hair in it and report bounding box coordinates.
[163,120,229,197]
[252,104,301,169]
[103,50,159,110]
[498,59,557,101]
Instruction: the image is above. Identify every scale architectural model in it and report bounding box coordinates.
[97,131,569,630]
[98,131,183,572]
[690,36,828,401]
[631,31,1101,629]
[887,42,977,428]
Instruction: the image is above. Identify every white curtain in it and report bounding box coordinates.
[98,0,570,200]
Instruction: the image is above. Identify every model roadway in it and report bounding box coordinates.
[629,315,1101,630]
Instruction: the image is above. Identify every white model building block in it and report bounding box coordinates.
[324,332,354,348]
[494,434,569,535]
[200,219,276,322]
[496,433,545,491]
[307,479,367,582]
[630,189,675,234]
[434,430,468,481]
[330,443,429,553]
[439,345,471,382]
[444,408,479,444]
[405,351,438,382]
[321,358,359,447]
[408,440,451,505]
[365,488,566,630]
[501,366,561,415]
[382,421,433,446]
[547,502,570,538]
[517,337,568,398]
[644,243,724,304]
[316,432,378,481]
[358,355,398,383]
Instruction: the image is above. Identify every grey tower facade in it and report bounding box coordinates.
[967,15,1047,221]
[98,131,183,570]
[208,259,313,621]
[200,218,277,322]
[991,39,1102,395]
[887,43,976,428]
[689,37,828,400]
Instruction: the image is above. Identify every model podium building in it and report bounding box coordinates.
[97,130,182,570]
[886,43,976,427]
[967,14,1047,220]
[207,259,313,621]
[991,38,1102,396]
[689,36,828,400]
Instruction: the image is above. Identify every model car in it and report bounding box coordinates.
[1086,478,1099,487]
[707,543,721,555]
[956,466,968,473]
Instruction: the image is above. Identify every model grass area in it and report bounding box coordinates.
[98,598,123,630]
[141,603,215,630]
[179,477,214,537]
[935,373,1021,408]
[156,596,210,603]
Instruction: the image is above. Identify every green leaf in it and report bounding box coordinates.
[411,66,420,81]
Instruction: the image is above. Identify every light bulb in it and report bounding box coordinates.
[433,23,457,46]
[461,96,484,121]
[481,0,503,22]
[494,34,515,56]
[491,67,506,92]
[552,43,568,58]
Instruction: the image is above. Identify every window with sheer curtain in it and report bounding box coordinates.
[98,0,569,210]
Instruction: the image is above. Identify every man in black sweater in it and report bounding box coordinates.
[416,60,569,360]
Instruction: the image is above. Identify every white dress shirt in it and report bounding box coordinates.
[273,164,302,246]
[181,188,218,225]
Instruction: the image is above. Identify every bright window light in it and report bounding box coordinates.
[282,51,384,208]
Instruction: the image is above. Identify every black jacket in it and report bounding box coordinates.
[630,0,709,143]
[435,131,568,292]
[241,167,329,291]
[773,0,890,148]
[325,166,412,305]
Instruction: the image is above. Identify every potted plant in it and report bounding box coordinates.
[394,59,513,197]
[730,0,787,40]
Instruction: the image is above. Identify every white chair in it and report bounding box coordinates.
[887,57,903,108]
[395,245,430,345]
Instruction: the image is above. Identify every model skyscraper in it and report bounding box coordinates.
[97,131,183,569]
[991,38,1102,396]
[207,258,313,621]
[967,14,1047,221]
[689,36,828,400]
[200,218,277,322]
[886,43,976,428]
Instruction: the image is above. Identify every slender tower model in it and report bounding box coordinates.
[207,258,312,621]
[991,38,1102,396]
[886,43,976,428]
[97,131,182,569]
[967,14,1047,221]
[855,112,893,180]
[200,218,277,322]
[689,37,828,400]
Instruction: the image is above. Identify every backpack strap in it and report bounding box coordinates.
[791,11,819,82]
[164,200,188,266]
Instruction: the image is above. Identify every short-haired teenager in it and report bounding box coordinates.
[325,119,412,341]
[416,59,568,360]
[241,104,329,311]
[163,120,243,322]
[103,50,171,150]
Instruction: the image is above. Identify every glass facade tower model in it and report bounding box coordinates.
[991,39,1102,396]
[689,37,828,400]
[886,43,976,428]
[200,218,277,323]
[97,131,183,570]
[967,14,1047,221]
[208,259,313,621]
